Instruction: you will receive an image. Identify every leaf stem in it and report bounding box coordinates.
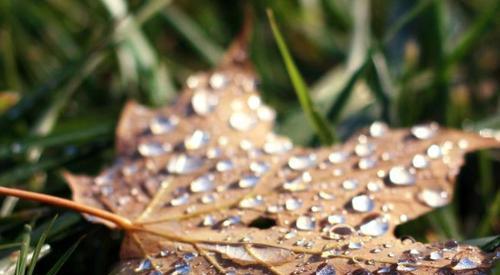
[0,187,133,230]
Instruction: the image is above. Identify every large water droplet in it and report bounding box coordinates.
[167,154,203,174]
[184,130,210,150]
[418,188,449,208]
[192,89,218,115]
[359,216,389,236]
[150,116,178,135]
[351,194,374,212]
[229,112,257,132]
[388,166,416,186]
[238,175,259,188]
[190,174,214,193]
[296,215,315,231]
[138,142,170,157]
[288,154,317,170]
[369,121,388,137]
[411,123,438,140]
[452,257,478,270]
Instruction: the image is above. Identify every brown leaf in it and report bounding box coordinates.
[64,36,500,274]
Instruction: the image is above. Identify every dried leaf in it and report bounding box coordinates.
[64,35,500,274]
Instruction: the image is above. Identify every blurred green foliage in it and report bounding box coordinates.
[0,0,499,274]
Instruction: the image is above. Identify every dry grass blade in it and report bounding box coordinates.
[3,33,500,274]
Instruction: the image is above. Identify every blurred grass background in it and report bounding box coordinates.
[0,0,499,274]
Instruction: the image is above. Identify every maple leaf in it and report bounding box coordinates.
[2,32,499,274]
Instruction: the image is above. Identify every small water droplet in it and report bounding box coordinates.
[249,161,269,175]
[358,157,377,170]
[285,198,302,211]
[319,191,335,200]
[263,135,293,154]
[257,105,275,121]
[355,142,375,157]
[348,241,363,250]
[328,151,349,164]
[200,193,216,204]
[167,154,203,174]
[190,174,214,193]
[359,216,389,236]
[296,215,315,231]
[173,261,190,275]
[239,196,263,208]
[388,166,416,186]
[202,215,216,226]
[427,144,442,159]
[288,154,317,170]
[418,188,449,208]
[327,215,345,224]
[238,175,259,188]
[192,89,218,115]
[209,73,227,89]
[351,194,374,212]
[247,94,261,110]
[134,259,153,272]
[412,154,429,169]
[342,179,359,190]
[229,112,257,132]
[222,216,241,227]
[428,251,443,261]
[216,159,234,172]
[138,142,170,157]
[315,264,336,275]
[150,116,178,134]
[283,173,311,192]
[369,121,388,137]
[452,257,478,270]
[184,130,210,150]
[411,123,438,140]
[170,193,189,206]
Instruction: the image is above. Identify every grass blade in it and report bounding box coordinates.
[383,0,432,45]
[267,9,335,144]
[27,215,57,275]
[15,224,31,275]
[46,235,84,275]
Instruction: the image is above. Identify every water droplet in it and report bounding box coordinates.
[134,259,153,272]
[202,215,216,226]
[222,215,241,227]
[452,257,478,270]
[257,105,275,121]
[247,94,261,110]
[355,142,375,157]
[170,193,189,206]
[239,196,263,208]
[359,216,389,236]
[288,154,317,170]
[342,179,359,190]
[138,142,170,157]
[200,193,216,204]
[316,264,336,275]
[327,215,345,224]
[150,116,178,134]
[388,166,415,186]
[216,159,234,172]
[238,175,259,188]
[173,261,190,275]
[285,198,302,211]
[418,188,449,208]
[192,89,218,115]
[427,144,442,159]
[167,154,203,174]
[351,194,374,212]
[283,173,311,192]
[263,136,292,154]
[318,191,335,200]
[411,123,438,140]
[358,157,377,170]
[369,121,388,137]
[396,264,417,272]
[412,154,429,169]
[367,180,383,192]
[328,151,348,164]
[348,241,363,250]
[229,112,257,132]
[190,174,214,193]
[296,215,315,231]
[249,161,269,175]
[209,73,227,89]
[428,251,443,260]
[184,130,210,150]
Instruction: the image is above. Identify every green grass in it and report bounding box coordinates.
[0,0,499,274]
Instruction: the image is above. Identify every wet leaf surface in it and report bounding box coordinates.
[65,36,500,274]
